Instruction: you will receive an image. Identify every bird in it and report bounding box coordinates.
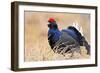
[47,18,90,55]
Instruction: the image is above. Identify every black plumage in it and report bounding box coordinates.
[47,19,90,55]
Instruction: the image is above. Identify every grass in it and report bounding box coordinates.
[25,36,90,61]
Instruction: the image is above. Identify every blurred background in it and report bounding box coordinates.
[24,11,90,62]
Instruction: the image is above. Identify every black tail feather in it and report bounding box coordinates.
[68,26,90,55]
[82,37,90,55]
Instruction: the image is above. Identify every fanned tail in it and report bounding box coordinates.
[69,22,90,55]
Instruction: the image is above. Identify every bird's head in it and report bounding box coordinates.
[48,18,58,29]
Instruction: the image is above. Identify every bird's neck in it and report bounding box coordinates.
[50,28,59,31]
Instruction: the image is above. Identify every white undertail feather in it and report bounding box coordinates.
[80,27,83,36]
[72,22,84,36]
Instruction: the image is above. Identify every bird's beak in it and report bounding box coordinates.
[48,24,50,28]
